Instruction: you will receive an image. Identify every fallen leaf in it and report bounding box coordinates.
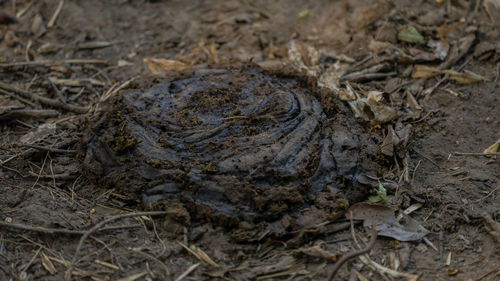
[407,91,423,117]
[363,91,399,124]
[444,69,488,84]
[484,138,500,153]
[408,48,438,61]
[31,14,46,38]
[381,126,396,157]
[294,241,340,261]
[143,58,186,74]
[347,202,429,241]
[411,65,442,78]
[20,123,56,144]
[412,65,487,83]
[398,26,425,44]
[428,40,449,60]
[297,9,309,20]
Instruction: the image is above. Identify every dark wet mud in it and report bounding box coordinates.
[83,65,383,226]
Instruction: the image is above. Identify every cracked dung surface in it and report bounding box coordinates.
[83,65,382,225]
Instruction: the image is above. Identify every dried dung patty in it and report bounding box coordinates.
[83,65,383,225]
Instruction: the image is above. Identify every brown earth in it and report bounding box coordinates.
[0,0,499,281]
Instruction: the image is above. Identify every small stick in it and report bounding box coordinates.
[0,81,89,113]
[327,221,378,281]
[64,211,167,281]
[0,109,59,120]
[20,144,77,154]
[453,152,500,156]
[0,148,33,166]
[47,0,64,28]
[0,88,37,106]
[482,212,500,244]
[28,171,77,180]
[174,263,200,281]
[0,220,141,235]
[0,59,107,67]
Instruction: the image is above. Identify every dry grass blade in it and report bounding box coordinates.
[116,272,148,281]
[127,249,170,276]
[0,217,141,235]
[40,252,57,274]
[177,241,219,267]
[174,263,200,281]
[94,259,119,270]
[100,76,136,102]
[47,0,64,28]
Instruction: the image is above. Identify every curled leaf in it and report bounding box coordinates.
[143,58,186,74]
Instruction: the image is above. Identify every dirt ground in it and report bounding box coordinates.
[0,0,499,280]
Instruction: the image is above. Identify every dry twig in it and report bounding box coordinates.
[0,81,89,113]
[454,152,500,156]
[0,220,141,235]
[47,0,64,28]
[174,263,200,281]
[0,59,107,67]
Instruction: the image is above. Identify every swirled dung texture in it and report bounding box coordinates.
[84,66,380,224]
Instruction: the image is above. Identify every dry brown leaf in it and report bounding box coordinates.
[363,91,399,124]
[143,58,186,74]
[381,126,397,157]
[407,91,423,117]
[411,65,442,78]
[294,241,340,261]
[443,69,488,84]
[484,138,500,153]
[412,65,488,83]
[178,241,219,267]
[347,202,429,241]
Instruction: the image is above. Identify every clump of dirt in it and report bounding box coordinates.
[83,64,384,226]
